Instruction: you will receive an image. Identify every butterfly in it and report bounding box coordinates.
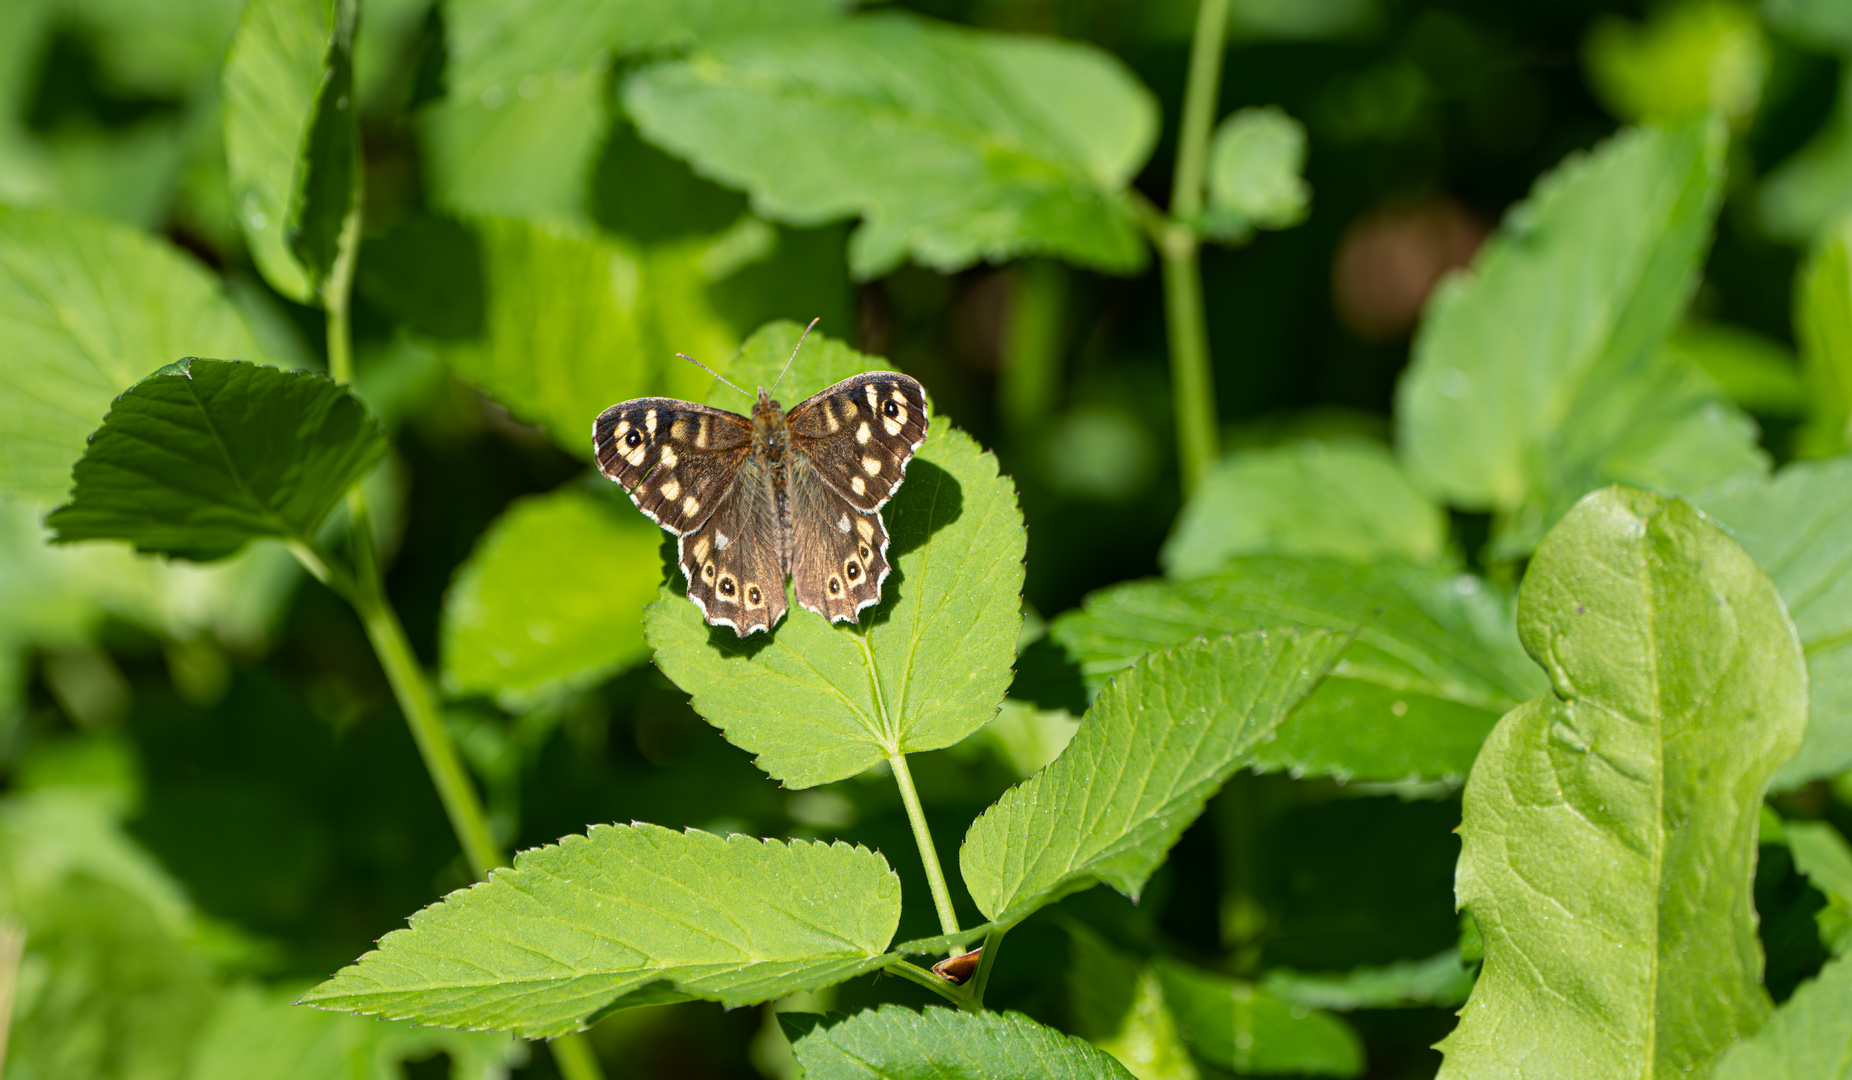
[593,325,929,636]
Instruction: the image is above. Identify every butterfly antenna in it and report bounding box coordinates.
[676,353,751,401]
[771,317,821,392]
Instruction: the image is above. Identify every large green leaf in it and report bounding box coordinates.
[625,13,1156,279]
[441,486,663,707]
[1049,559,1544,782]
[418,69,608,223]
[1154,959,1364,1078]
[1697,457,1852,786]
[783,1006,1137,1080]
[1438,487,1807,1078]
[1711,955,1852,1080]
[0,206,263,507]
[46,359,386,561]
[1795,220,1852,456]
[222,0,358,303]
[1396,119,1759,554]
[300,823,901,1038]
[647,329,1023,786]
[961,630,1346,928]
[1162,439,1446,578]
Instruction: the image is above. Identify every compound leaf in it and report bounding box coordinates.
[784,1005,1135,1080]
[961,630,1346,928]
[301,824,901,1038]
[1438,487,1807,1078]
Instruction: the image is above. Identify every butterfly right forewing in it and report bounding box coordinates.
[593,398,751,535]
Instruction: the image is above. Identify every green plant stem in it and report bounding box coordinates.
[887,753,964,954]
[965,925,1006,1011]
[548,1030,608,1080]
[885,959,967,1006]
[1161,0,1231,494]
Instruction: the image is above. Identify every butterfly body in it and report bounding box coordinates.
[595,372,929,636]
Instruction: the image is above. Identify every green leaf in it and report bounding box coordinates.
[418,68,608,223]
[1711,954,1852,1080]
[1162,439,1446,578]
[646,402,1024,788]
[1396,120,1759,554]
[1666,322,1806,417]
[1757,70,1852,246]
[1438,487,1807,1078]
[1584,2,1768,125]
[0,206,263,507]
[1783,821,1852,955]
[1066,925,1199,1080]
[222,0,358,303]
[1259,949,1476,1012]
[784,1005,1137,1080]
[439,216,761,455]
[193,982,523,1080]
[1154,959,1365,1078]
[625,13,1157,279]
[441,486,663,708]
[1198,106,1311,243]
[1796,220,1852,456]
[961,630,1347,928]
[445,0,848,102]
[45,359,386,561]
[1049,559,1545,782]
[1765,0,1852,53]
[301,823,901,1038]
[1697,456,1852,786]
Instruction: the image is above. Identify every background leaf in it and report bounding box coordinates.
[46,359,386,561]
[301,824,901,1038]
[1795,220,1852,456]
[0,206,263,507]
[961,630,1347,928]
[1154,958,1364,1078]
[1783,820,1852,956]
[1259,949,1476,1012]
[441,486,663,708]
[1066,924,1199,1080]
[784,1005,1136,1080]
[625,13,1157,279]
[418,71,608,223]
[1710,954,1852,1080]
[1439,487,1807,1078]
[1199,105,1311,242]
[1161,439,1446,578]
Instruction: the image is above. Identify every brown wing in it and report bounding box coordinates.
[677,454,788,635]
[790,455,890,624]
[593,398,751,535]
[786,373,929,513]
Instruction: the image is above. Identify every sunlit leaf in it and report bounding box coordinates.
[1711,954,1852,1080]
[418,69,608,223]
[1199,106,1310,243]
[626,13,1157,278]
[1795,220,1852,456]
[1439,487,1806,1077]
[783,1005,1136,1080]
[301,824,901,1038]
[1155,958,1364,1078]
[961,630,1346,928]
[1585,1,1767,125]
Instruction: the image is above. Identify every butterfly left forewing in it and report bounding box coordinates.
[594,398,751,535]
[789,456,890,623]
[678,454,787,635]
[786,373,929,512]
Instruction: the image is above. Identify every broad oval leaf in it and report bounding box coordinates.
[1049,559,1544,782]
[1162,439,1446,578]
[1438,487,1807,1078]
[1396,118,1762,554]
[222,0,358,303]
[646,420,1025,788]
[625,13,1157,279]
[46,359,386,561]
[784,1005,1136,1080]
[1698,456,1852,787]
[961,629,1347,928]
[0,206,262,507]
[441,486,663,708]
[300,823,902,1038]
[1712,955,1852,1080]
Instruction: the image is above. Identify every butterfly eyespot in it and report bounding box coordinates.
[845,560,861,581]
[747,585,762,605]
[703,562,716,580]
[883,400,899,419]
[718,576,737,597]
[858,543,872,561]
[625,429,642,448]
[828,577,842,595]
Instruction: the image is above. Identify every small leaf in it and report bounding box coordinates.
[1198,106,1310,242]
[1711,954,1852,1080]
[223,0,359,303]
[301,823,901,1038]
[1438,487,1807,1078]
[0,206,263,508]
[441,486,663,708]
[46,359,386,561]
[785,1005,1137,1080]
[1698,456,1852,786]
[625,14,1157,279]
[647,333,1024,786]
[1795,219,1852,456]
[961,630,1346,928]
[1049,559,1544,782]
[1155,958,1364,1078]
[1162,439,1446,578]
[1584,2,1768,125]
[1066,924,1200,1080]
[1397,119,1760,554]
[1259,949,1476,1012]
[1783,821,1852,955]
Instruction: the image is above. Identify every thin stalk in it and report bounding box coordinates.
[964,925,1007,1012]
[887,754,963,953]
[1161,0,1232,494]
[0,918,23,1070]
[885,959,968,1006]
[548,1031,609,1080]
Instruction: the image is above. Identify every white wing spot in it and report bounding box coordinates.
[862,456,882,476]
[883,415,903,437]
[695,419,709,449]
[855,517,874,542]
[851,476,866,496]
[659,445,678,468]
[716,531,730,550]
[856,421,871,445]
[660,479,681,501]
[825,404,842,433]
[624,445,647,467]
[837,513,850,533]
[645,409,658,435]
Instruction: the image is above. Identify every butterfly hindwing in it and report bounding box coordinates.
[677,454,787,635]
[594,398,751,535]
[790,455,890,623]
[787,373,929,513]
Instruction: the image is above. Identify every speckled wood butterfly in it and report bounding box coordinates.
[593,324,929,636]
